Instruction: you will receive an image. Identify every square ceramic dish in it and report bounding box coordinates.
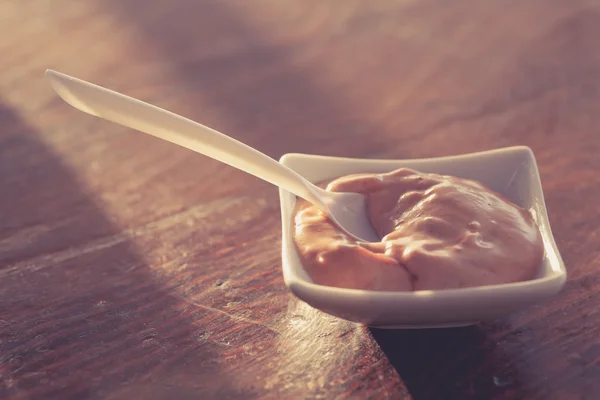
[279,146,566,328]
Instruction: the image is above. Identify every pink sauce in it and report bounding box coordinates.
[292,168,543,291]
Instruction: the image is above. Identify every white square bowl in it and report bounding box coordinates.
[279,146,566,328]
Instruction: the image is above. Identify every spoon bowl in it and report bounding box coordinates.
[279,146,566,328]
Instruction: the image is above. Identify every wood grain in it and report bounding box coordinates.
[1,0,600,398]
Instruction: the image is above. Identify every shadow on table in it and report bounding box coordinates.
[0,102,253,400]
[370,325,522,399]
[105,0,396,160]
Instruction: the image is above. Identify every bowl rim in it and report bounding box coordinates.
[278,145,567,300]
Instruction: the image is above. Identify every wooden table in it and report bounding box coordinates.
[2,1,600,399]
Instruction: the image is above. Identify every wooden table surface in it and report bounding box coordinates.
[2,0,600,399]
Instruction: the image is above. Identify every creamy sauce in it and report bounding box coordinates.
[293,168,543,291]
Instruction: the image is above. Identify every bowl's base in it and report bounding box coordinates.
[368,322,476,330]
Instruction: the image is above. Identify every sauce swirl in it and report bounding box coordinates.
[293,168,543,291]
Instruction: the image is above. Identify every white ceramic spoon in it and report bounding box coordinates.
[45,70,379,242]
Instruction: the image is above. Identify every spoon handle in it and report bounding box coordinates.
[45,70,323,205]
